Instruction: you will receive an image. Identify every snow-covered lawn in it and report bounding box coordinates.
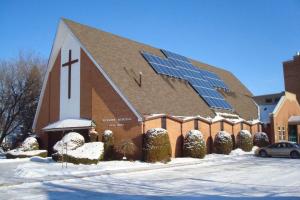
[0,149,300,199]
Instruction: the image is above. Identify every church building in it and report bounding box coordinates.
[33,18,261,159]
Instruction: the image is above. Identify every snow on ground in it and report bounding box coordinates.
[6,149,47,157]
[0,148,300,199]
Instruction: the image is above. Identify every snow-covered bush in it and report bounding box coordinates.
[183,130,206,158]
[20,137,39,151]
[89,127,98,142]
[102,130,114,160]
[213,131,233,155]
[143,128,172,163]
[52,142,104,164]
[5,136,47,159]
[236,130,253,152]
[253,132,270,147]
[6,149,47,159]
[53,132,84,152]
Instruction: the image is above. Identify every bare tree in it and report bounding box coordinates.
[116,140,136,160]
[0,52,46,147]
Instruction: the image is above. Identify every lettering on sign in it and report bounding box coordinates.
[102,117,132,127]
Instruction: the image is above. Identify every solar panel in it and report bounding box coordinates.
[161,49,190,63]
[141,50,233,110]
[188,78,232,110]
[200,70,230,90]
[141,51,182,79]
[162,50,230,90]
[168,59,232,110]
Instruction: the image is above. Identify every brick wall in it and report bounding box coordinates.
[242,122,251,133]
[144,116,261,156]
[283,55,300,103]
[165,118,183,157]
[35,50,61,149]
[198,120,211,153]
[182,120,196,136]
[80,49,142,160]
[271,97,300,143]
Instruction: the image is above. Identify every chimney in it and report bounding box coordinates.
[293,51,300,61]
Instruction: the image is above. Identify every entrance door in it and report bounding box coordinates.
[288,125,298,143]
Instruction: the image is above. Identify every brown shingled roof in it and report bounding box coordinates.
[63,18,258,120]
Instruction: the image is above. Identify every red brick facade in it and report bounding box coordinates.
[284,54,300,103]
[144,116,262,157]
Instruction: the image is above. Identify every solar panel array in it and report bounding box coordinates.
[141,50,233,110]
[162,49,229,90]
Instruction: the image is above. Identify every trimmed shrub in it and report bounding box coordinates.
[213,131,233,154]
[253,132,270,147]
[53,132,85,152]
[236,130,253,152]
[143,128,172,163]
[102,130,115,160]
[5,136,47,159]
[20,137,39,151]
[52,142,104,165]
[183,130,206,158]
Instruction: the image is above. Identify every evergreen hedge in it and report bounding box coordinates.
[143,128,172,163]
[253,132,270,147]
[183,130,206,158]
[236,130,253,152]
[213,131,233,155]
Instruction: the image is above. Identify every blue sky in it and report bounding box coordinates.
[1,0,299,95]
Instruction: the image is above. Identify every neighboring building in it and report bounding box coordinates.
[254,92,300,144]
[254,53,300,144]
[33,18,261,159]
[283,52,300,103]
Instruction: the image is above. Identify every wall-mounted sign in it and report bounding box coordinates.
[102,117,132,127]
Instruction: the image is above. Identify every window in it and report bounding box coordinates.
[282,127,286,140]
[278,127,282,140]
[278,126,285,141]
[286,143,293,148]
[275,143,282,148]
[265,98,272,103]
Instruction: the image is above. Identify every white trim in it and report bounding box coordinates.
[43,118,94,132]
[252,99,260,121]
[272,95,286,116]
[32,20,67,132]
[32,20,142,132]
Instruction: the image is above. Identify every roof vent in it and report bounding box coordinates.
[139,72,143,87]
